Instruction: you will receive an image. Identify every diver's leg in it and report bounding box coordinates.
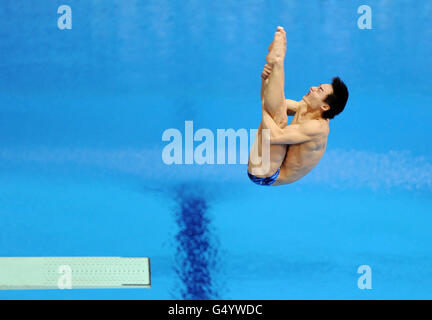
[248,103,288,177]
[247,27,288,178]
[262,26,287,122]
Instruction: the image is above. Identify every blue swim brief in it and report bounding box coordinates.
[247,168,280,186]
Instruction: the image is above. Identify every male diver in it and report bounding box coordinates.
[247,26,349,186]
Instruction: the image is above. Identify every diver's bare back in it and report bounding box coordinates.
[273,104,329,186]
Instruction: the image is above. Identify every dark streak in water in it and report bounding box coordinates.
[172,184,219,300]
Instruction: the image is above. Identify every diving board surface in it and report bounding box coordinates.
[0,257,151,289]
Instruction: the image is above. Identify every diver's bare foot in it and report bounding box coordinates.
[266,26,286,65]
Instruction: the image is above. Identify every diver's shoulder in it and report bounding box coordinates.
[303,118,329,136]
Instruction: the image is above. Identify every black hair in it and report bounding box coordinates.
[322,77,349,120]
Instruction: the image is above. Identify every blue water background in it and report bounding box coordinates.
[0,0,432,299]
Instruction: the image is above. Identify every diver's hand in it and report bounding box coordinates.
[261,64,273,80]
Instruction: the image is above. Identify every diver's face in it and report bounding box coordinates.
[303,83,333,111]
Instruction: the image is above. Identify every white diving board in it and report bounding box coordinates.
[0,257,151,290]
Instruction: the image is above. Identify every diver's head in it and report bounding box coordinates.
[302,77,349,120]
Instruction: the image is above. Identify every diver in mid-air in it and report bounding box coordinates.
[248,26,349,186]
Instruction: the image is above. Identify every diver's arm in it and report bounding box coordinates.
[260,64,272,102]
[262,110,321,145]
